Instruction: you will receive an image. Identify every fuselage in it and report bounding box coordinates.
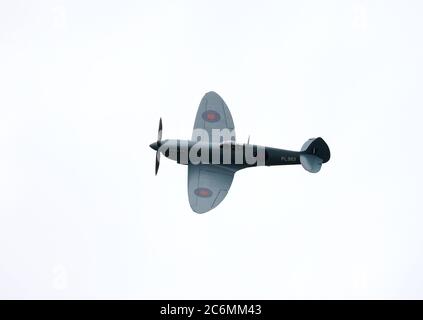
[149,139,301,170]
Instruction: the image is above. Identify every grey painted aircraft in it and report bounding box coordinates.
[149,91,330,214]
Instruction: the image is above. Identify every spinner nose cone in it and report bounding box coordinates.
[149,142,158,151]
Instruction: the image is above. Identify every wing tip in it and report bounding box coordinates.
[190,204,211,214]
[204,91,221,99]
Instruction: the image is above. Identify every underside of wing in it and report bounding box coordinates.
[192,91,235,142]
[187,164,235,214]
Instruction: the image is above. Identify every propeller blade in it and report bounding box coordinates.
[157,117,162,142]
[247,135,250,144]
[155,151,160,175]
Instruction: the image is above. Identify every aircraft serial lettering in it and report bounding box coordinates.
[281,156,297,162]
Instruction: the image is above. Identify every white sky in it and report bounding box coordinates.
[1,0,422,299]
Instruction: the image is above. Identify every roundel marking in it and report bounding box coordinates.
[194,187,213,198]
[202,110,220,122]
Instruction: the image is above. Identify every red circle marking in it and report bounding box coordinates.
[194,187,213,198]
[199,189,210,196]
[207,112,217,121]
[201,110,220,122]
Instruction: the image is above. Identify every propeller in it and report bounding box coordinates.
[155,118,162,175]
[247,135,250,144]
[155,151,160,175]
[157,117,162,142]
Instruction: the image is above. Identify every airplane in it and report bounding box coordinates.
[149,91,330,214]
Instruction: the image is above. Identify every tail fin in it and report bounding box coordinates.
[300,137,330,173]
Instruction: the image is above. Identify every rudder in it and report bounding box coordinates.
[300,137,330,173]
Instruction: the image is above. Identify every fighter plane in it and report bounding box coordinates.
[149,91,330,214]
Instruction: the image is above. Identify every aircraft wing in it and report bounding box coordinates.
[188,164,235,213]
[192,91,235,142]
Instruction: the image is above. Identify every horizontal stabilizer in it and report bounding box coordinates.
[300,137,330,173]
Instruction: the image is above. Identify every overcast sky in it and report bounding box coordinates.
[1,0,423,299]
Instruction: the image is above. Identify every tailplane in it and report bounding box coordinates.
[300,137,330,173]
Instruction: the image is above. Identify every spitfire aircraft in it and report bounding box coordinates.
[149,91,330,213]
